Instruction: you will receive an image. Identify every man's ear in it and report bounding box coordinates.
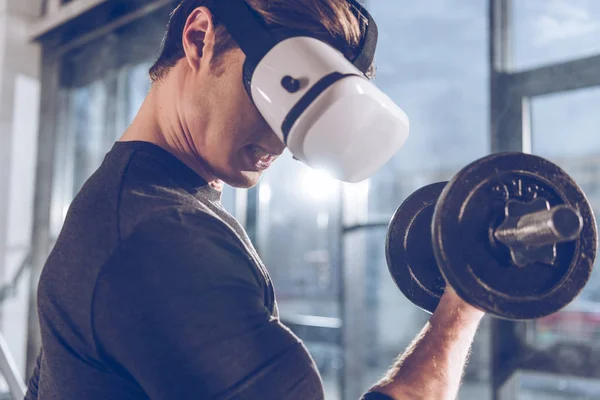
[182,7,216,73]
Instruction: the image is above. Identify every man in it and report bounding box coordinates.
[26,0,484,399]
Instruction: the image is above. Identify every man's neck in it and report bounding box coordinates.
[120,82,224,191]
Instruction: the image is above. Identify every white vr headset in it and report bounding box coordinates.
[211,0,409,182]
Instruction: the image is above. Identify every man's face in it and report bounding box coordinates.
[179,9,285,188]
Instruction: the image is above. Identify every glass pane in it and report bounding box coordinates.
[221,185,237,216]
[339,1,491,398]
[528,88,600,357]
[70,80,109,194]
[304,342,343,400]
[363,0,489,223]
[115,62,153,137]
[519,371,600,399]
[257,152,342,320]
[344,228,492,399]
[257,153,343,395]
[531,87,600,158]
[513,0,600,71]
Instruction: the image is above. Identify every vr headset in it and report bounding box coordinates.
[211,0,409,182]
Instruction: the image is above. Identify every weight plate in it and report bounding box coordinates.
[433,153,597,320]
[386,182,448,314]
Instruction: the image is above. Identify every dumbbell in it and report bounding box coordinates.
[385,153,598,320]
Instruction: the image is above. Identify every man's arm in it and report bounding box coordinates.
[92,213,325,400]
[365,288,484,400]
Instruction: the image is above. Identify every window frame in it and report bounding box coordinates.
[490,1,600,399]
[28,0,600,397]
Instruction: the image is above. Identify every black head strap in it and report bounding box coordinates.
[348,0,378,74]
[210,0,277,66]
[210,0,378,76]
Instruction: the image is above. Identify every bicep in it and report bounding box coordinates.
[93,217,323,399]
[96,296,321,399]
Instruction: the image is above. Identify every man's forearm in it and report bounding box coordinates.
[367,289,484,400]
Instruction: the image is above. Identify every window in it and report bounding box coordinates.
[258,155,342,314]
[494,1,600,393]
[518,371,600,400]
[527,88,600,367]
[257,153,343,396]
[349,0,491,397]
[258,1,491,398]
[37,1,600,399]
[530,87,600,159]
[513,0,600,71]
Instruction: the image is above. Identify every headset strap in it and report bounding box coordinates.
[348,0,378,74]
[210,0,277,66]
[210,0,377,75]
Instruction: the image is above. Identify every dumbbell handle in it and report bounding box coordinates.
[494,204,583,248]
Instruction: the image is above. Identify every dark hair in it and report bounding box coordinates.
[149,0,374,82]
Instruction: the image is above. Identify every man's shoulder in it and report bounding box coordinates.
[127,209,237,243]
[117,150,219,238]
[121,209,252,268]
[100,209,263,297]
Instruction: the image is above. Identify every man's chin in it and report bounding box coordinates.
[225,171,263,189]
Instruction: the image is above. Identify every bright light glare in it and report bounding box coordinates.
[342,179,370,224]
[301,168,339,202]
[317,212,329,228]
[259,183,272,204]
[343,179,370,200]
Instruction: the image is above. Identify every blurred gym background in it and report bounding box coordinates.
[1,0,600,399]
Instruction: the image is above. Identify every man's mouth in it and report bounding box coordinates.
[252,145,275,162]
[247,145,278,171]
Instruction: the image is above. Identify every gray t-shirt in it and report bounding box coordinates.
[25,141,325,399]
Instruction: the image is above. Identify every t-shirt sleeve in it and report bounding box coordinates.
[92,213,324,400]
[361,392,395,400]
[24,349,42,400]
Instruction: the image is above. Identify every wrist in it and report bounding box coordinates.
[436,287,485,323]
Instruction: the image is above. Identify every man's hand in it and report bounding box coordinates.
[366,285,485,400]
[437,286,485,324]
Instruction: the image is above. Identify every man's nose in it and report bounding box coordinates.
[264,129,286,155]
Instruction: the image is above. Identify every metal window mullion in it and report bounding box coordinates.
[518,347,600,380]
[48,87,73,237]
[490,0,524,154]
[340,229,368,400]
[509,55,600,98]
[490,0,512,73]
[26,38,62,380]
[489,2,600,397]
[31,0,112,40]
[282,316,342,346]
[102,36,120,152]
[490,1,521,400]
[53,0,175,57]
[338,187,347,400]
[342,222,388,235]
